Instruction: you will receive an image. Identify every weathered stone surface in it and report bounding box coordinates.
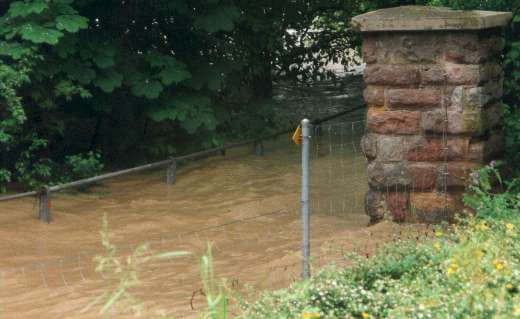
[367,108,421,135]
[367,161,411,189]
[387,88,440,108]
[361,134,378,159]
[362,33,445,64]
[406,137,469,161]
[364,64,419,85]
[363,86,385,106]
[365,189,385,224]
[420,65,446,84]
[421,109,482,135]
[444,63,502,85]
[467,130,504,162]
[410,192,463,223]
[386,192,410,222]
[377,135,406,161]
[364,189,411,223]
[355,5,509,224]
[352,6,512,32]
[445,64,480,84]
[408,162,438,190]
[444,32,502,64]
[442,161,483,188]
[362,36,378,64]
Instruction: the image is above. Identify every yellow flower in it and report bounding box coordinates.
[514,306,520,315]
[446,261,458,276]
[435,230,443,238]
[493,260,504,270]
[302,312,321,319]
[506,283,513,289]
[434,243,441,251]
[361,312,370,318]
[506,223,515,230]
[476,222,489,231]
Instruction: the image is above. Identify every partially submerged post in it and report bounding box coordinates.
[255,142,264,156]
[38,186,51,223]
[352,6,512,223]
[166,158,177,185]
[300,118,311,279]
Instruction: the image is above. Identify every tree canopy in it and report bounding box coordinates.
[0,0,518,191]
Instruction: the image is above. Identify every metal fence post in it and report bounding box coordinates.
[255,142,264,156]
[301,118,311,279]
[38,186,51,223]
[166,159,177,185]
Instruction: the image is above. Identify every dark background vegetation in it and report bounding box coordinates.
[0,0,518,191]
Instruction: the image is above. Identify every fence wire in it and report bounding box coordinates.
[0,117,432,319]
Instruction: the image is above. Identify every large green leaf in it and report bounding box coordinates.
[55,15,89,33]
[95,69,123,93]
[8,0,48,18]
[19,24,64,45]
[0,42,31,59]
[131,79,163,99]
[158,66,191,85]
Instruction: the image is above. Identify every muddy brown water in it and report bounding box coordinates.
[0,131,431,319]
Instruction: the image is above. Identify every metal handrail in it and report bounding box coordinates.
[0,106,364,202]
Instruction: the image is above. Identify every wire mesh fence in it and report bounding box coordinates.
[0,117,433,318]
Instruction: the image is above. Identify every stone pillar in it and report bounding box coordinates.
[352,6,512,223]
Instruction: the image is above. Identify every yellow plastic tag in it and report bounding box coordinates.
[292,125,302,145]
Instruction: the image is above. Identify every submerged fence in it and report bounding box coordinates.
[0,107,364,224]
[0,108,415,318]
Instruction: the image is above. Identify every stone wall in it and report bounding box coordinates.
[352,6,512,223]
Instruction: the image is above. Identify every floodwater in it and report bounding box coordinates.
[0,77,429,318]
[0,130,429,319]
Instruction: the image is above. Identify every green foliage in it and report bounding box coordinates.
[243,169,520,318]
[85,214,189,318]
[63,151,103,181]
[1,0,517,192]
[200,244,229,319]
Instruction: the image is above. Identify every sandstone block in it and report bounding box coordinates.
[407,137,469,161]
[387,88,440,109]
[377,135,406,161]
[364,189,411,223]
[367,108,421,135]
[421,109,482,135]
[367,161,411,189]
[362,36,378,64]
[445,64,480,84]
[365,189,385,224]
[364,64,420,85]
[386,191,410,222]
[363,86,385,106]
[410,192,463,223]
[361,133,378,159]
[408,162,438,190]
[420,65,446,84]
[441,161,483,188]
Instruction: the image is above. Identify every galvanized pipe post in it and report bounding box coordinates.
[300,118,311,279]
[255,142,264,156]
[38,186,51,223]
[166,158,177,185]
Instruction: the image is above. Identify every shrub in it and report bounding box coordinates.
[242,165,520,318]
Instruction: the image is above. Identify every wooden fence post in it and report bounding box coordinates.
[166,159,177,185]
[38,186,51,223]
